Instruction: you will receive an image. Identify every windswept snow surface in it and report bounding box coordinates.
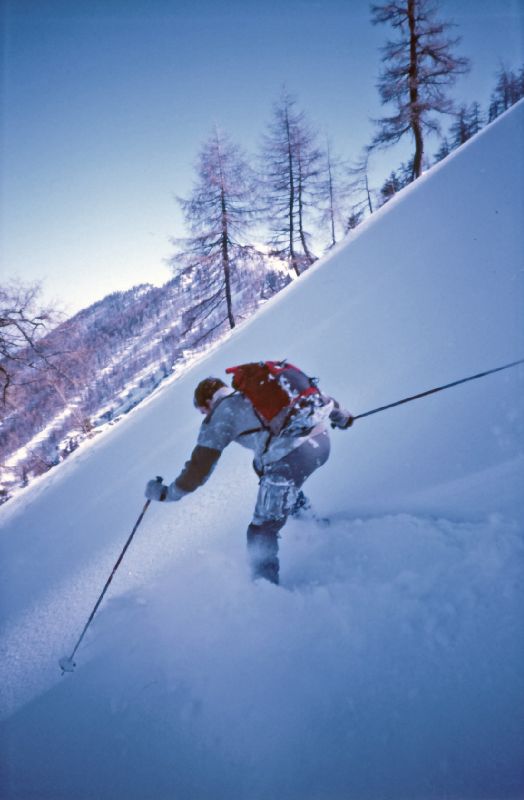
[1,103,523,799]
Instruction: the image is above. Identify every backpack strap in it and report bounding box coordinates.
[203,391,266,439]
[238,426,264,437]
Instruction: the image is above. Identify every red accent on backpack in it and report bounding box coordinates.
[225,360,320,425]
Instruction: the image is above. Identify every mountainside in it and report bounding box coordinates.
[0,251,290,501]
[1,102,523,800]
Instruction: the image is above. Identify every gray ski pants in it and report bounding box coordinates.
[247,430,331,584]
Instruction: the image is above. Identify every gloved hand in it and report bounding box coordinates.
[145,478,168,501]
[145,477,187,502]
[330,407,354,430]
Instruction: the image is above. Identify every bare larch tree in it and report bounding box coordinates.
[261,91,322,276]
[371,0,469,180]
[170,128,255,332]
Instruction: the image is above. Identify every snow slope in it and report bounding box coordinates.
[1,102,523,800]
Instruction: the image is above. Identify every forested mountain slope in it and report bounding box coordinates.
[1,252,287,500]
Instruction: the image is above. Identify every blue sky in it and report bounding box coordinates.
[1,0,523,315]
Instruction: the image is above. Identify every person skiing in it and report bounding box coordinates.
[145,362,353,584]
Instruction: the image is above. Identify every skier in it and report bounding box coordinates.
[145,363,353,584]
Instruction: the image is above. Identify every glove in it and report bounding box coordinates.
[145,477,187,502]
[330,407,354,430]
[145,478,168,501]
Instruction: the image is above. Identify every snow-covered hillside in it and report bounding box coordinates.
[1,102,523,800]
[1,250,290,501]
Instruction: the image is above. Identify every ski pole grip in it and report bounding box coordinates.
[155,475,164,483]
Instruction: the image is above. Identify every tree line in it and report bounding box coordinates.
[170,0,523,332]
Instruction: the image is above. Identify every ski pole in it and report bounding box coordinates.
[352,358,524,421]
[59,476,162,674]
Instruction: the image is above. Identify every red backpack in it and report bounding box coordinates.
[225,360,332,436]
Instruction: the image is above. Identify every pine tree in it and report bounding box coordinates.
[380,171,403,203]
[170,128,255,332]
[449,104,469,146]
[433,136,451,162]
[449,101,483,147]
[488,64,524,121]
[467,101,484,136]
[371,0,469,180]
[261,91,322,276]
[379,162,412,204]
[346,209,365,233]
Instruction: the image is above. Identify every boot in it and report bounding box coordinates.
[246,521,283,585]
